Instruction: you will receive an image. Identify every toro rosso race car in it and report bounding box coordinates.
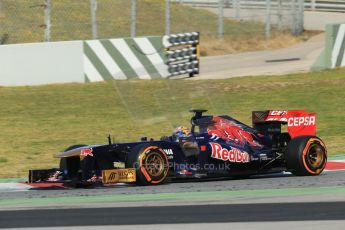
[29,109,327,186]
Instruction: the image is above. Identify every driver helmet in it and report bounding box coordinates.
[172,126,191,141]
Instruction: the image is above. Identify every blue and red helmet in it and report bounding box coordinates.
[172,126,191,141]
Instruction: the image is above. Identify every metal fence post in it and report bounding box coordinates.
[165,0,171,35]
[277,0,282,30]
[131,0,137,38]
[292,0,303,35]
[224,0,231,8]
[291,0,297,35]
[218,0,224,39]
[44,0,51,42]
[0,1,2,44]
[0,1,2,27]
[265,0,271,39]
[311,0,316,11]
[235,0,240,21]
[90,0,98,39]
[297,0,304,35]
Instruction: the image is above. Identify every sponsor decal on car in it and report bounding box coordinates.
[207,116,262,147]
[266,110,288,122]
[210,142,250,163]
[264,110,317,138]
[102,168,136,184]
[259,153,268,161]
[287,116,316,127]
[164,149,174,159]
[113,161,125,169]
[80,148,93,157]
[268,110,288,116]
[164,149,173,155]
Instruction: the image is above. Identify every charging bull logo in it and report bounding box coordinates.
[80,148,93,157]
[210,142,250,163]
[207,116,262,148]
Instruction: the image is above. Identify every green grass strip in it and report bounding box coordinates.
[1,186,345,207]
[0,178,25,183]
[328,154,345,160]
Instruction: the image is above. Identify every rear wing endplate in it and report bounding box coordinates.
[252,110,316,138]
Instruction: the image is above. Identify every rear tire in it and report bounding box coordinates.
[126,144,169,186]
[285,136,327,176]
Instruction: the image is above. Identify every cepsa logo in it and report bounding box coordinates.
[80,148,93,157]
[288,116,316,127]
[210,143,250,163]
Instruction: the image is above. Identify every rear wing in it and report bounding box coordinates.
[252,110,316,138]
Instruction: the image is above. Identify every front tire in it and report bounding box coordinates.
[285,136,327,176]
[126,144,169,185]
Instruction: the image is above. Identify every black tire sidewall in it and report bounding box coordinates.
[126,144,169,185]
[285,136,327,176]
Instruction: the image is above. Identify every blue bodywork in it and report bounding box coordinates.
[81,113,287,181]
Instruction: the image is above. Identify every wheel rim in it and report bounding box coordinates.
[306,143,325,169]
[144,152,165,177]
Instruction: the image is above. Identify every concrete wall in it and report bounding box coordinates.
[0,41,83,86]
[311,23,345,71]
[0,34,193,86]
[0,36,167,86]
[83,37,168,81]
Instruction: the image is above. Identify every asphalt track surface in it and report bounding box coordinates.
[1,201,345,228]
[1,171,345,229]
[1,170,345,200]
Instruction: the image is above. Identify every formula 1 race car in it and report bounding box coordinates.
[29,109,327,186]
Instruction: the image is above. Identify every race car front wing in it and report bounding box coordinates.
[28,168,136,184]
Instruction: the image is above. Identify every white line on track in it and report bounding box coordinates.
[3,221,345,230]
[0,182,32,191]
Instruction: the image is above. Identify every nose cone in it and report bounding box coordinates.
[55,145,99,158]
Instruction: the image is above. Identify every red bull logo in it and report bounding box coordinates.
[80,148,93,157]
[210,142,250,163]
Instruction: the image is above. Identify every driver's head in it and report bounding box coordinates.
[172,126,191,141]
